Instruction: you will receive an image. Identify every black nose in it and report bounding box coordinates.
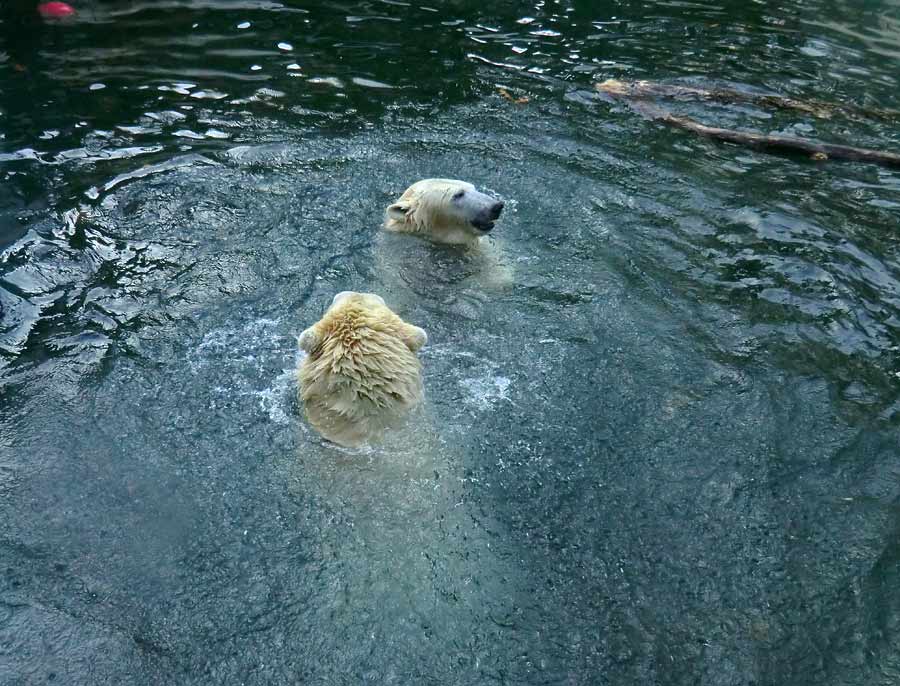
[489,201,504,219]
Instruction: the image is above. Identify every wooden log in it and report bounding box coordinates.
[596,82,900,169]
[660,111,900,167]
[596,79,900,122]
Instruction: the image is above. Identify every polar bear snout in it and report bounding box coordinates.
[457,187,504,233]
[471,200,504,233]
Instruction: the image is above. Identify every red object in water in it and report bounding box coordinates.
[37,2,76,18]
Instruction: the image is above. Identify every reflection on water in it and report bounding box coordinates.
[2,1,900,684]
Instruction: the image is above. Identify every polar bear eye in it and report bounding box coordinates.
[452,189,465,200]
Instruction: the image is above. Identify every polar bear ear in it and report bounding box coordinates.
[402,325,427,352]
[298,327,321,353]
[386,200,412,222]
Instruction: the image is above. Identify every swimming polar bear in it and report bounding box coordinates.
[298,291,427,447]
[377,179,514,312]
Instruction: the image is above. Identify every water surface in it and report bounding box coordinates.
[2,1,900,684]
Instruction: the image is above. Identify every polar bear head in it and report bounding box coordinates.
[298,291,427,355]
[384,178,505,246]
[298,291,427,447]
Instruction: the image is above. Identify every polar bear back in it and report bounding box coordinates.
[298,293,426,447]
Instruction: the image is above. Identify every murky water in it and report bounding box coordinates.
[2,1,900,684]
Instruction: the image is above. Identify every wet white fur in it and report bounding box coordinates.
[298,291,428,447]
[384,178,500,247]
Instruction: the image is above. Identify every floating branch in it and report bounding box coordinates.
[596,81,900,169]
[497,86,530,105]
[597,79,900,122]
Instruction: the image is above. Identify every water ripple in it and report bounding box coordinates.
[3,1,900,684]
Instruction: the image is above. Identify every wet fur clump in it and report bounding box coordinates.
[298,292,427,447]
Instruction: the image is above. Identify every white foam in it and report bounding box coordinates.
[460,375,513,409]
[254,365,296,425]
[188,317,300,425]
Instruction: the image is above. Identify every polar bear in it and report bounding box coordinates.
[378,179,513,305]
[384,178,505,247]
[297,291,428,447]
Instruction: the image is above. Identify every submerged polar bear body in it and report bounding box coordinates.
[298,291,427,447]
[384,178,505,247]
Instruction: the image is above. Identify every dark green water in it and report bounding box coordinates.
[2,1,900,684]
